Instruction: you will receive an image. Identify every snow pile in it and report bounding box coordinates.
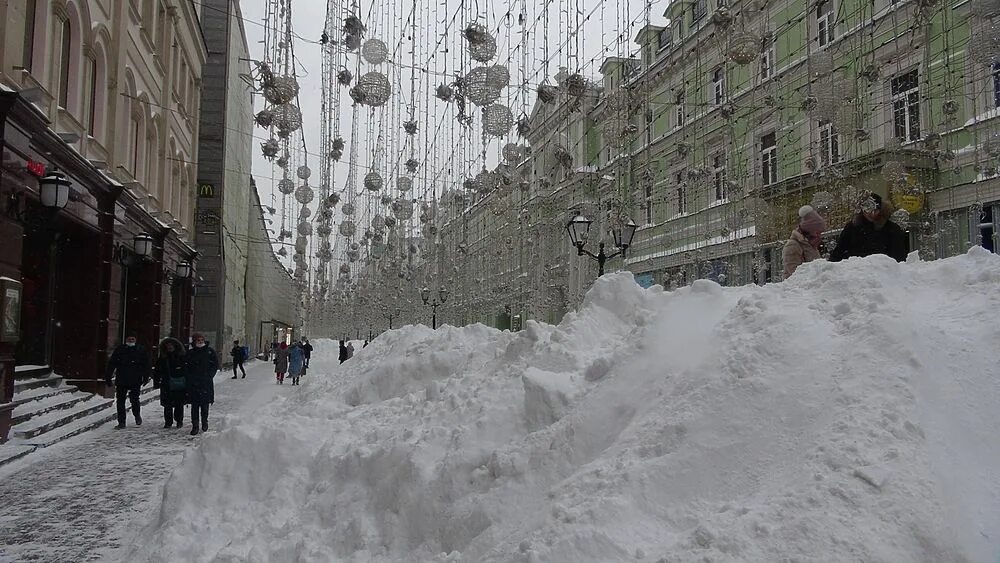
[131,249,1000,562]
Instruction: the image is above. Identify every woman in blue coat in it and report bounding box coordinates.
[288,342,305,386]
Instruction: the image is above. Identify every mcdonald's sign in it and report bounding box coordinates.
[198,183,215,198]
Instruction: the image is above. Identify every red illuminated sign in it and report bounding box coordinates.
[25,160,46,177]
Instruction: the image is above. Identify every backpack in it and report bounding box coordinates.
[241,346,249,361]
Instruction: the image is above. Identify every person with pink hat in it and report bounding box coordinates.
[783,205,827,277]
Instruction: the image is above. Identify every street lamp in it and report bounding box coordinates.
[420,286,448,329]
[176,260,192,279]
[566,216,637,276]
[133,232,154,258]
[38,171,72,210]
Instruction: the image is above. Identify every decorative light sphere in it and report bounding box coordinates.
[727,31,761,64]
[297,222,313,236]
[469,33,497,62]
[342,202,355,215]
[362,39,389,65]
[392,198,415,219]
[317,222,332,237]
[254,109,274,128]
[278,178,295,195]
[397,176,413,192]
[380,194,393,206]
[297,166,311,180]
[464,67,501,107]
[272,103,303,136]
[564,73,589,97]
[358,72,392,107]
[263,75,299,105]
[364,171,384,191]
[482,104,514,137]
[295,185,315,204]
[261,139,280,159]
[339,220,357,237]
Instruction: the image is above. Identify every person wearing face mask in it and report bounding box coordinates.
[783,205,827,278]
[829,193,908,263]
[105,335,151,428]
[185,333,219,436]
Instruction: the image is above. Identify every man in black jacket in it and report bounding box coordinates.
[105,335,150,428]
[829,193,908,263]
[230,339,246,379]
[186,333,219,436]
[302,338,313,368]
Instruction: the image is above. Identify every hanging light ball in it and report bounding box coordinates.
[405,158,420,173]
[347,249,360,262]
[339,220,357,237]
[362,39,389,65]
[537,85,558,104]
[299,205,312,219]
[436,84,455,102]
[564,73,589,97]
[464,66,501,107]
[403,120,418,135]
[392,198,415,219]
[261,139,280,159]
[342,202,355,215]
[358,72,392,107]
[297,222,313,236]
[277,247,288,257]
[380,194,393,207]
[276,154,289,169]
[503,143,526,163]
[326,193,340,207]
[397,176,413,192]
[317,222,333,237]
[295,185,315,204]
[297,166,311,180]
[482,104,514,137]
[278,178,295,195]
[263,75,299,105]
[469,33,498,62]
[486,65,511,91]
[604,89,633,113]
[727,31,761,64]
[254,109,274,128]
[463,22,490,44]
[337,69,353,86]
[364,171,384,192]
[272,103,303,136]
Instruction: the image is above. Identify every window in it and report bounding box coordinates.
[761,132,778,185]
[645,109,654,144]
[993,63,1000,108]
[891,70,920,143]
[23,0,36,71]
[675,92,685,127]
[672,20,683,43]
[712,68,725,106]
[760,37,775,81]
[130,117,141,175]
[644,183,654,224]
[693,0,707,22]
[155,2,167,50]
[817,0,835,48]
[658,27,672,51]
[713,154,727,200]
[58,19,72,109]
[818,120,840,165]
[87,58,98,135]
[676,171,687,214]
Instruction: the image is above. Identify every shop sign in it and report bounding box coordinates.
[897,193,924,214]
[198,183,215,198]
[0,277,22,343]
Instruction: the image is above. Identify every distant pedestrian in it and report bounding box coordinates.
[185,333,219,436]
[363,340,369,348]
[105,335,150,429]
[274,342,289,384]
[346,342,355,359]
[783,205,827,278]
[230,339,247,379]
[288,342,305,386]
[338,340,348,364]
[153,337,188,428]
[302,338,313,368]
[829,193,908,263]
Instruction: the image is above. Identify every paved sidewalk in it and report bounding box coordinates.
[0,361,281,562]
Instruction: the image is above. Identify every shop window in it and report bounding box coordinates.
[891,70,920,142]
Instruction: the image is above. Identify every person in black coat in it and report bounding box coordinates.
[338,340,348,364]
[105,335,150,428]
[186,333,219,436]
[153,337,188,428]
[302,338,313,368]
[230,339,246,379]
[829,193,908,263]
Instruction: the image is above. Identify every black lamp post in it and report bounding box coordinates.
[39,171,72,210]
[566,215,637,276]
[420,286,448,329]
[133,232,154,258]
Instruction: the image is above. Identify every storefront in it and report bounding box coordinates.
[0,90,195,440]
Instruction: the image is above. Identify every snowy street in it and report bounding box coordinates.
[0,361,283,563]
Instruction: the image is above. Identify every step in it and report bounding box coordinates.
[11,389,92,426]
[10,396,114,440]
[12,374,64,395]
[0,444,37,468]
[9,384,74,410]
[13,365,51,380]
[20,389,162,448]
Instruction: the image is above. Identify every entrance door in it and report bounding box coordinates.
[15,229,54,367]
[974,203,999,253]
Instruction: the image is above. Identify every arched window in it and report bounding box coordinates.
[129,115,141,177]
[146,125,159,199]
[86,57,98,135]
[58,18,71,108]
[23,0,37,71]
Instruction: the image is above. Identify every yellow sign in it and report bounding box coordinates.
[198,183,215,198]
[897,193,923,214]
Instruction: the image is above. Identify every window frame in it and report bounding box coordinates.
[760,37,775,81]
[58,18,72,109]
[87,58,98,136]
[761,132,778,186]
[676,170,688,214]
[712,68,726,106]
[818,120,840,166]
[817,0,835,48]
[993,63,1000,109]
[23,0,37,72]
[675,91,685,127]
[644,183,654,224]
[891,70,921,143]
[713,153,728,200]
[692,0,707,22]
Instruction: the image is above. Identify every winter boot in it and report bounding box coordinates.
[115,423,126,429]
[135,413,142,426]
[163,421,172,429]
[190,425,199,436]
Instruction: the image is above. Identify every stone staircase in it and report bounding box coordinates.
[0,366,160,467]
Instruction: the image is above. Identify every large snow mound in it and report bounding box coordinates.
[130,250,1000,562]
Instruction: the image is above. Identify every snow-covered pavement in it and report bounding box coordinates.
[0,360,283,562]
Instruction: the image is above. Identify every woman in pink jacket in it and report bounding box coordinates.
[783,205,827,278]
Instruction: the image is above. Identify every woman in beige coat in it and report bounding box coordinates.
[783,205,827,278]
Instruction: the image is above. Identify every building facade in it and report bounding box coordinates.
[0,0,206,440]
[193,0,254,352]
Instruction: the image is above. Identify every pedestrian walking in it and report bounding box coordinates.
[105,335,150,429]
[346,341,355,359]
[230,339,247,379]
[302,338,313,369]
[829,193,908,263]
[363,340,369,348]
[153,337,188,428]
[185,333,218,436]
[338,340,348,364]
[288,342,305,385]
[274,342,289,384]
[783,205,827,278]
